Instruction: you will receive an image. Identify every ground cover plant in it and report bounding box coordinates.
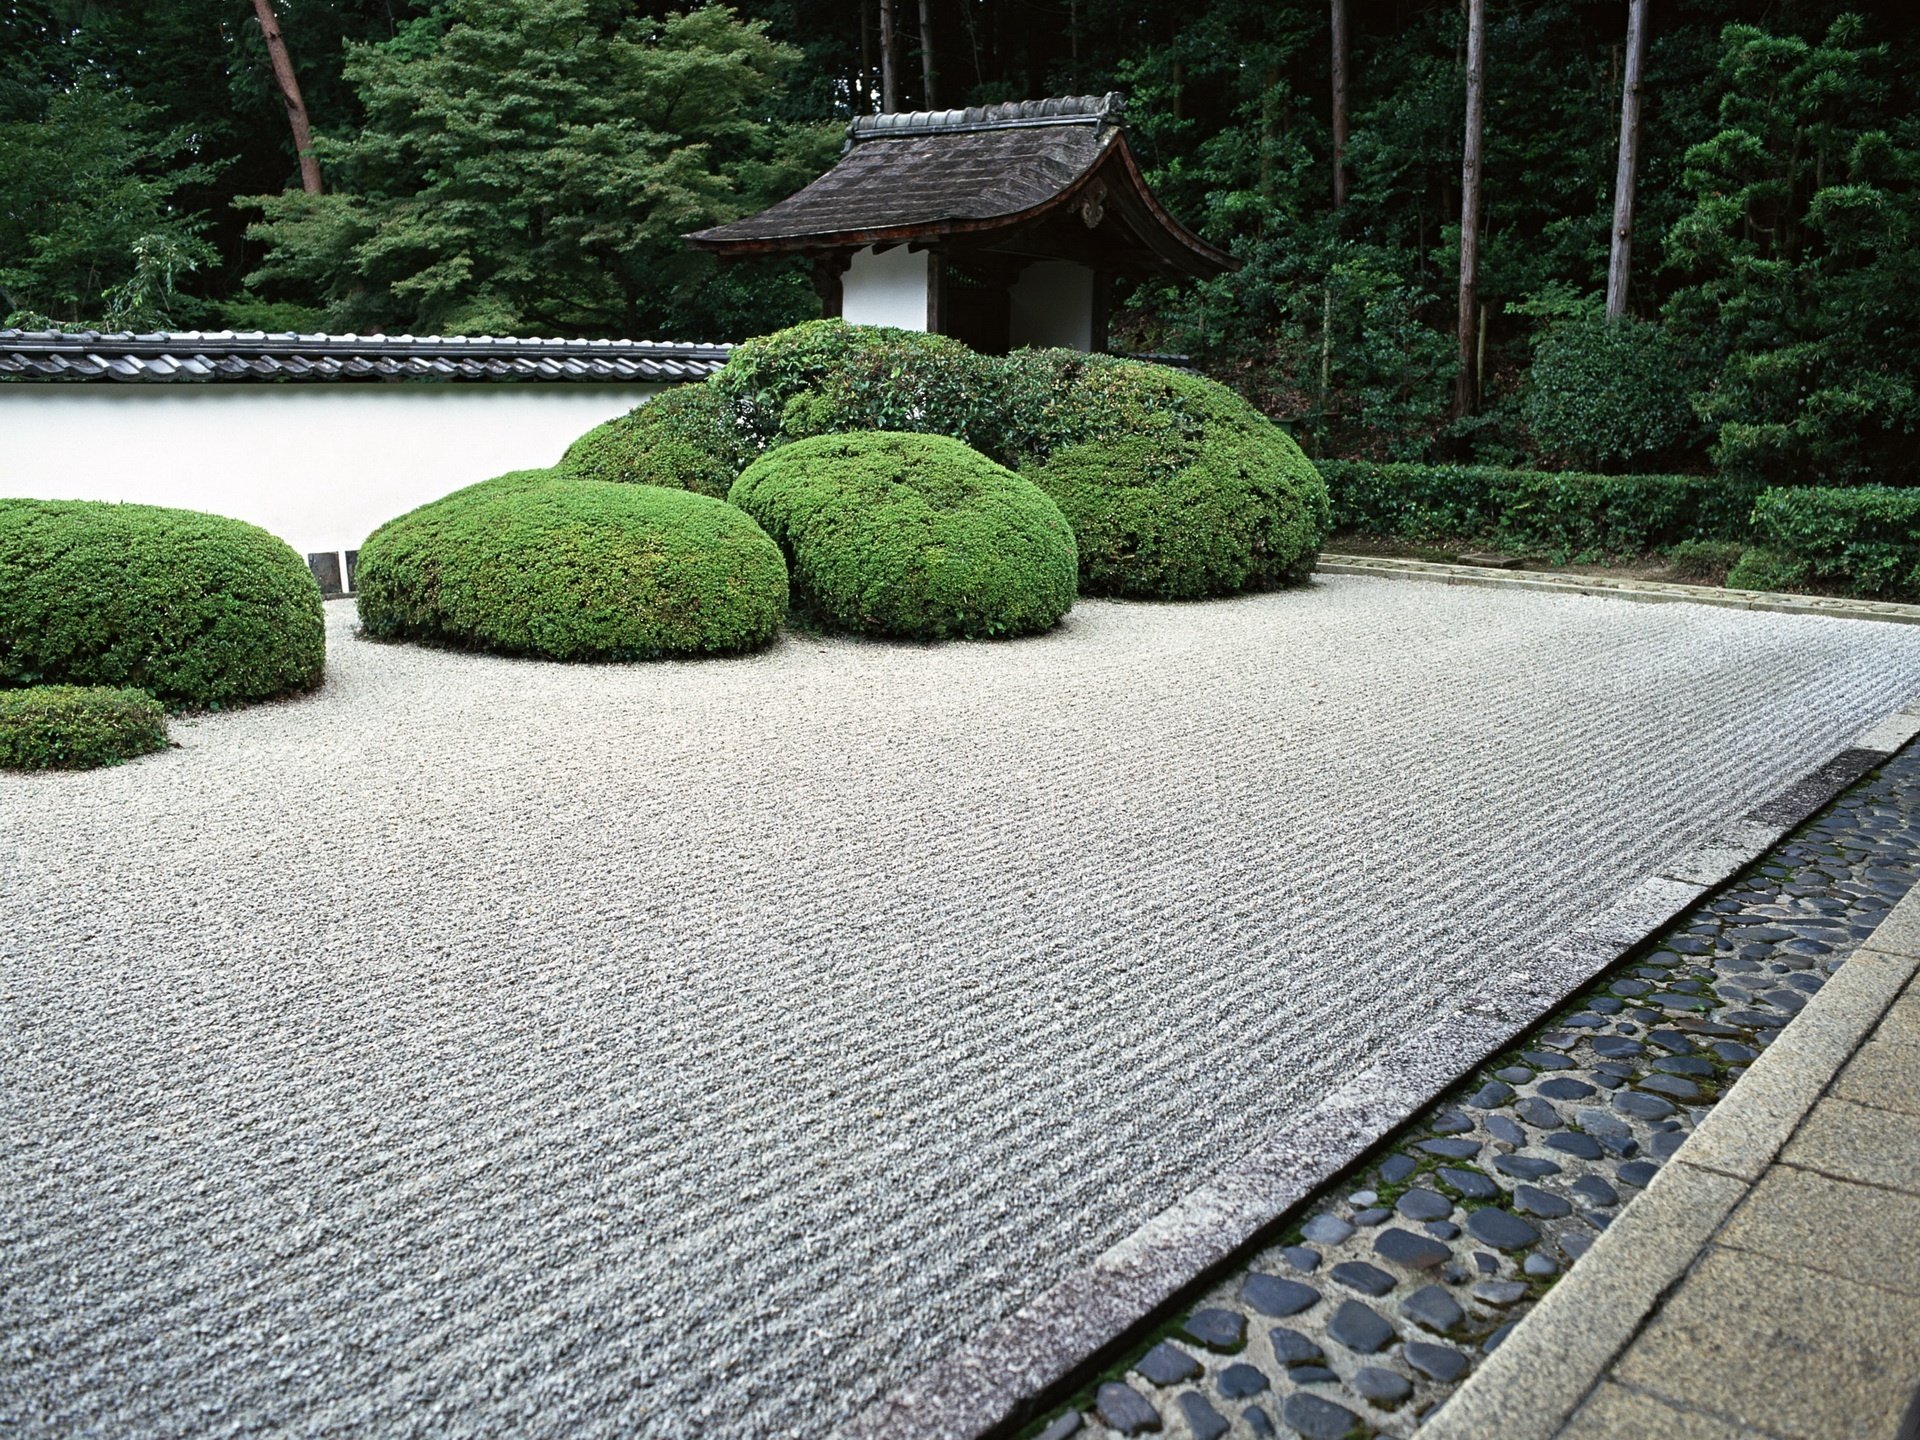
[0,499,325,707]
[356,469,788,660]
[728,432,1076,640]
[0,685,168,771]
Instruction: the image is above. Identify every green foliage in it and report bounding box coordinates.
[1522,315,1696,471]
[356,469,788,659]
[1727,486,1920,599]
[560,382,754,497]
[0,685,169,772]
[1664,17,1920,486]
[728,432,1076,640]
[1318,461,1759,562]
[0,500,324,707]
[1666,539,1748,585]
[715,320,1010,457]
[0,81,216,327]
[243,1,839,338]
[1016,352,1331,598]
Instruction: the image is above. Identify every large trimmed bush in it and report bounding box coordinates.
[356,470,788,660]
[1317,461,1761,562]
[0,499,325,707]
[560,383,751,499]
[1014,352,1331,599]
[0,685,169,771]
[1727,487,1920,600]
[728,432,1076,640]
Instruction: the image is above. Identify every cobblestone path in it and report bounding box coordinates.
[1047,743,1920,1440]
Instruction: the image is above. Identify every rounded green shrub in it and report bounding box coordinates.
[0,499,325,707]
[728,432,1077,640]
[356,470,788,660]
[1013,352,1331,599]
[559,382,751,499]
[0,685,169,771]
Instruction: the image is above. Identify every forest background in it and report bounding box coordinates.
[3,0,1916,485]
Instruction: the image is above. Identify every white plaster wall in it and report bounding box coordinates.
[841,245,931,331]
[1009,261,1095,351]
[0,382,663,559]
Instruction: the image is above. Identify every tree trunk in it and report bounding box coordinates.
[250,0,322,195]
[1605,0,1649,319]
[1454,0,1485,416]
[918,0,937,107]
[879,0,901,112]
[1330,0,1350,208]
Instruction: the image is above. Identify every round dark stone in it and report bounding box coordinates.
[1482,1321,1518,1354]
[1514,1184,1572,1219]
[1591,1036,1645,1059]
[1544,1131,1604,1160]
[1217,1363,1268,1400]
[1571,1174,1619,1207]
[1396,1187,1452,1222]
[1514,1097,1562,1129]
[1536,1076,1596,1100]
[1283,1393,1362,1440]
[1281,1245,1320,1273]
[1639,1073,1702,1101]
[1653,1055,1715,1076]
[1268,1327,1324,1366]
[1290,1365,1339,1385]
[1466,1208,1539,1251]
[1243,1406,1276,1439]
[1438,1166,1499,1200]
[1521,1050,1573,1070]
[1351,1366,1413,1406]
[1400,1283,1466,1334]
[1135,1342,1201,1387]
[1326,1299,1396,1354]
[1648,1029,1695,1053]
[1330,1261,1396,1297]
[1379,1153,1418,1186]
[1669,936,1712,954]
[1181,1308,1246,1351]
[1590,997,1626,1015]
[1615,1091,1676,1120]
[1094,1383,1160,1436]
[1493,1154,1562,1180]
[1610,979,1651,997]
[1562,1231,1594,1260]
[1419,1138,1482,1159]
[1035,1413,1083,1440]
[1466,1081,1515,1109]
[1301,1214,1354,1246]
[1648,1129,1689,1158]
[1404,1340,1470,1383]
[1485,1115,1528,1147]
[1471,1279,1528,1307]
[1175,1394,1228,1440]
[1351,1206,1393,1227]
[1712,1041,1758,1063]
[1430,1108,1474,1134]
[1494,1065,1533,1084]
[1427,1221,1461,1240]
[1374,1227,1453,1270]
[1242,1273,1320,1318]
[1524,1252,1560,1278]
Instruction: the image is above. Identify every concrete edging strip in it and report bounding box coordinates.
[1315,554,1920,628]
[1416,881,1920,1440]
[843,704,1920,1438]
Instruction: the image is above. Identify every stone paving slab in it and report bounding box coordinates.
[6,578,1920,1440]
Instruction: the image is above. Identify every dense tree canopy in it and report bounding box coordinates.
[2,0,1916,484]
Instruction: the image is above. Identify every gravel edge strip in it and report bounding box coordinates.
[842,699,1920,1440]
[1416,888,1920,1440]
[1314,555,1920,627]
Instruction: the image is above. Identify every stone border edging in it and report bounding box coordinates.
[1316,554,1920,627]
[842,702,1920,1440]
[1416,877,1920,1439]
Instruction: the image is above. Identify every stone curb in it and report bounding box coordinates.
[842,706,1920,1440]
[1415,887,1920,1440]
[1316,554,1920,628]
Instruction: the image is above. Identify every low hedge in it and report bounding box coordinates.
[1728,487,1920,600]
[560,383,751,499]
[356,470,788,660]
[1317,461,1760,561]
[0,499,325,707]
[0,685,169,771]
[729,432,1076,640]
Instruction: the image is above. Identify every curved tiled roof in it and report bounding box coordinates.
[0,330,731,383]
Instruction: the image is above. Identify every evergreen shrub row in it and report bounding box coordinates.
[0,685,169,771]
[1315,461,1761,562]
[1727,487,1920,601]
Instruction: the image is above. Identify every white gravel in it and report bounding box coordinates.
[5,578,1919,1439]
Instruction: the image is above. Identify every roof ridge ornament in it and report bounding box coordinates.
[845,92,1124,142]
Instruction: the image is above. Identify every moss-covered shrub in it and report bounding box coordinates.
[1725,486,1920,600]
[1666,539,1748,585]
[559,383,751,498]
[0,685,169,771]
[0,499,325,707]
[356,470,788,660]
[728,432,1076,640]
[1014,352,1330,599]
